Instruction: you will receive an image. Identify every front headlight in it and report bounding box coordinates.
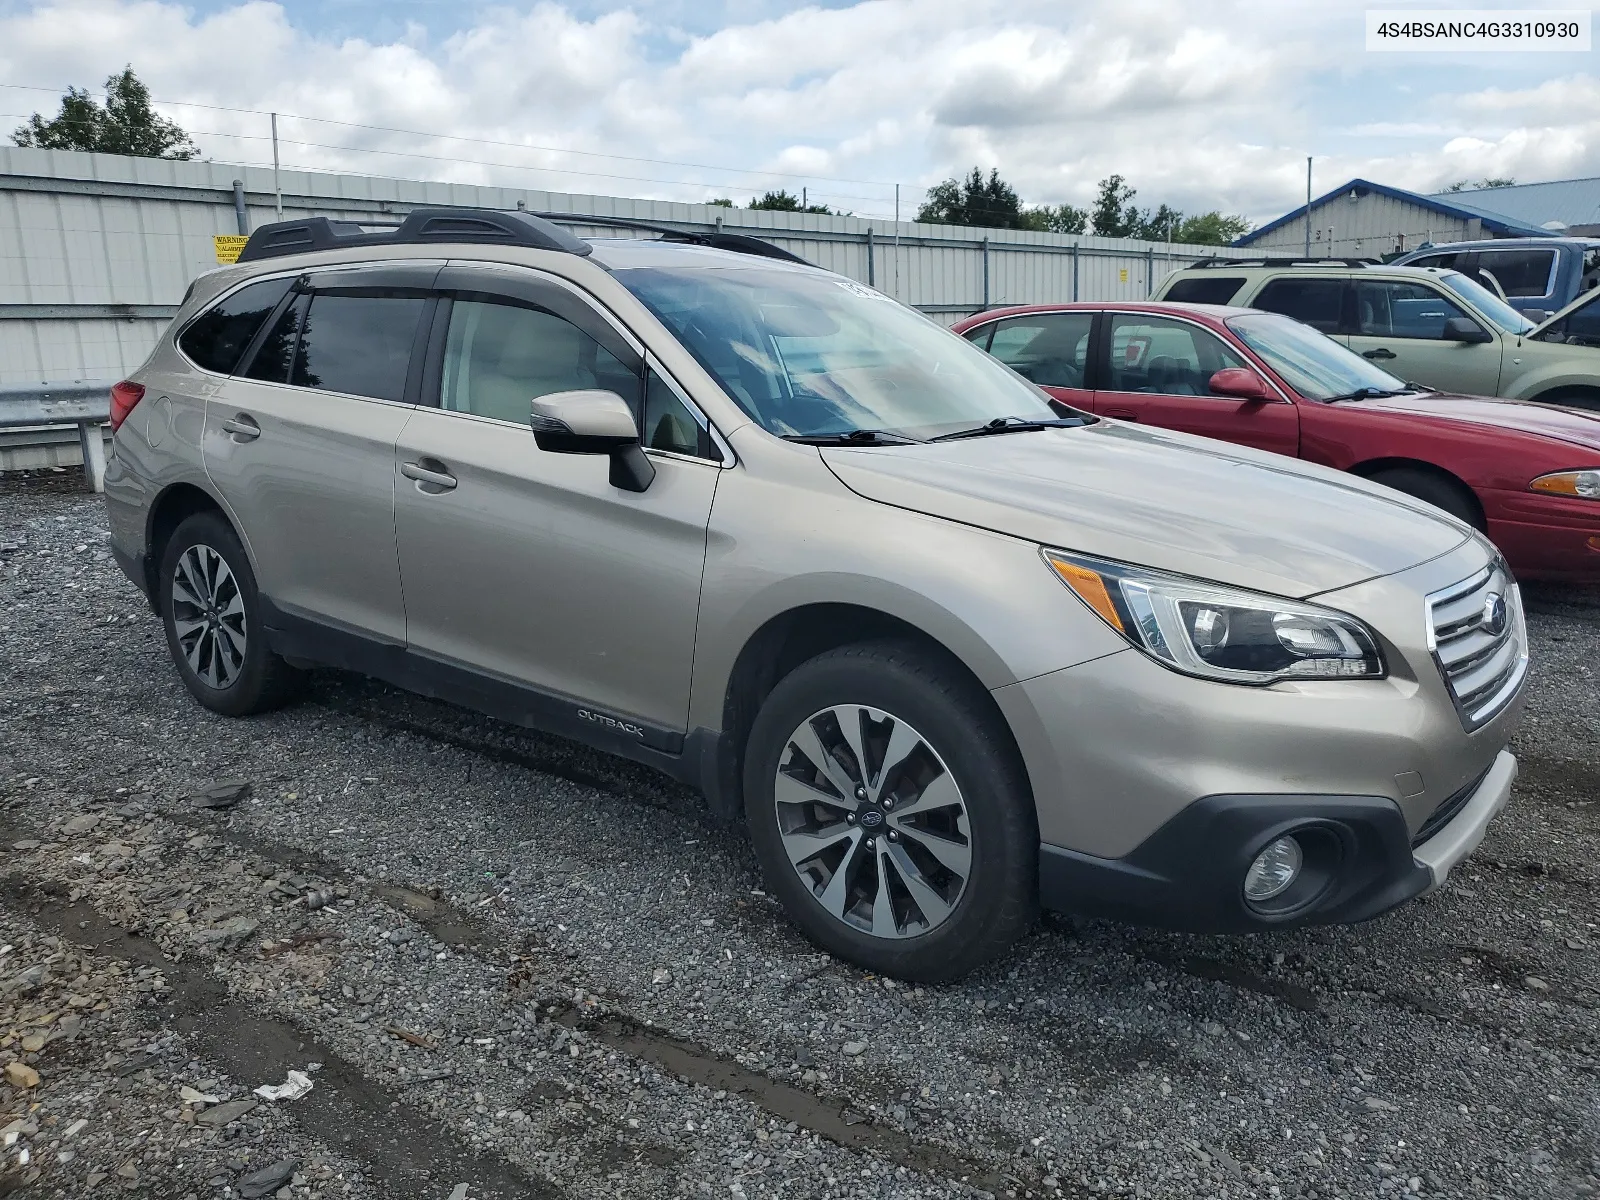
[1044,549,1385,684]
[1530,469,1600,500]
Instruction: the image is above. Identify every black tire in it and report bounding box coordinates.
[743,640,1036,982]
[158,512,302,716]
[1367,466,1483,530]
[1530,386,1600,414]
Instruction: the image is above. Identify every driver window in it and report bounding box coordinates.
[1105,314,1245,396]
[439,297,636,423]
[1353,282,1470,340]
[985,313,1093,388]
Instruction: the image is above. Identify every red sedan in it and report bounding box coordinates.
[953,301,1600,583]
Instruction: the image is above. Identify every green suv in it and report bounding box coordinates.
[1155,259,1600,410]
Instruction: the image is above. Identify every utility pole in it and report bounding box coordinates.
[271,112,283,220]
[1304,155,1312,258]
[802,186,807,209]
[893,183,901,299]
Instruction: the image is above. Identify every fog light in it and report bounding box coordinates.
[1244,837,1302,902]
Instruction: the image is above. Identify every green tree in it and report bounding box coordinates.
[747,189,832,214]
[11,67,198,159]
[1172,211,1252,245]
[1089,174,1140,237]
[708,198,734,208]
[1018,203,1088,234]
[1444,176,1516,192]
[917,168,1024,228]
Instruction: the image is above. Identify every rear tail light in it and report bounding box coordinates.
[109,381,146,431]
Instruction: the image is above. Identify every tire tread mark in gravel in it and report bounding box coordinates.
[1143,951,1320,1013]
[168,809,502,955]
[545,1003,1021,1194]
[173,810,1033,1193]
[0,872,560,1200]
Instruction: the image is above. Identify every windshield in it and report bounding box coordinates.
[1437,271,1536,334]
[1227,312,1408,400]
[616,265,1058,439]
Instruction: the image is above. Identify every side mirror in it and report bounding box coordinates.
[529,390,655,493]
[1207,367,1276,403]
[1443,316,1492,344]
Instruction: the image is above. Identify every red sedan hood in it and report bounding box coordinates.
[1349,392,1600,453]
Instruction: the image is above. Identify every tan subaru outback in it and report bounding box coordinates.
[103,209,1526,981]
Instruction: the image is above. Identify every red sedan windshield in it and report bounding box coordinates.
[1228,313,1412,400]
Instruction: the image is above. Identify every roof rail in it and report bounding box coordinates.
[235,207,593,263]
[1188,257,1381,269]
[530,212,811,266]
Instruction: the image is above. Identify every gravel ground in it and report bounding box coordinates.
[1,468,1597,1200]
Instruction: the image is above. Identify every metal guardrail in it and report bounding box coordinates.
[0,383,112,492]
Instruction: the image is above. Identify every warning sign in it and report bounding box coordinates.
[1118,267,1129,283]
[214,235,249,264]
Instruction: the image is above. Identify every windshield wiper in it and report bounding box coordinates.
[928,415,1091,442]
[781,429,922,446]
[1324,386,1414,403]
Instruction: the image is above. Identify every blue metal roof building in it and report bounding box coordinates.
[1425,177,1600,236]
[1235,177,1554,255]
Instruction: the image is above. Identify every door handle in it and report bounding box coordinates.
[1362,348,1397,360]
[1104,409,1140,421]
[401,459,457,492]
[221,414,260,442]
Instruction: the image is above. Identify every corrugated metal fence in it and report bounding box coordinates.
[0,146,1225,465]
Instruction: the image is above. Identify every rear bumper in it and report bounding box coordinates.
[111,543,155,608]
[1038,751,1516,932]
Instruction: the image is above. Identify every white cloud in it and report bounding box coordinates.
[0,0,1594,224]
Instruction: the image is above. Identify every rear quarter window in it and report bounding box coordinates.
[177,277,293,374]
[1163,276,1247,305]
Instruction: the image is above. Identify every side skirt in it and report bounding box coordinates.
[258,599,717,793]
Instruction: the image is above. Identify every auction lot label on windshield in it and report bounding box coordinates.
[1367,9,1590,50]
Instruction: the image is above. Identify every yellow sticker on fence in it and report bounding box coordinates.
[214,235,249,264]
[1118,267,1129,283]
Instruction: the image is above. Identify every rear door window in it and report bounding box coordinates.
[1475,249,1558,298]
[1163,276,1247,305]
[985,313,1094,388]
[1251,278,1347,333]
[291,292,428,402]
[179,278,293,374]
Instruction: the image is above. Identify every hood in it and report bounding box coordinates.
[1350,391,1600,453]
[1533,283,1600,337]
[822,422,1468,598]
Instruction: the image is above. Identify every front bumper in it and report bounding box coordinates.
[1483,489,1600,582]
[1038,751,1516,931]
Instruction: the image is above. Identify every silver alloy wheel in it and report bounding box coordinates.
[775,705,972,938]
[170,544,247,689]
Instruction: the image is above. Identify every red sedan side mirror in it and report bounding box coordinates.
[1208,367,1276,403]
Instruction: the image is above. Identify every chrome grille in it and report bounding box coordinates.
[1425,564,1528,731]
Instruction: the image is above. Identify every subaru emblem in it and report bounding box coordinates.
[1481,592,1507,636]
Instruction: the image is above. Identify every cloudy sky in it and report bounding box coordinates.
[0,0,1594,224]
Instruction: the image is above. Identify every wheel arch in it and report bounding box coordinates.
[697,601,1025,824]
[144,481,235,594]
[1347,457,1486,529]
